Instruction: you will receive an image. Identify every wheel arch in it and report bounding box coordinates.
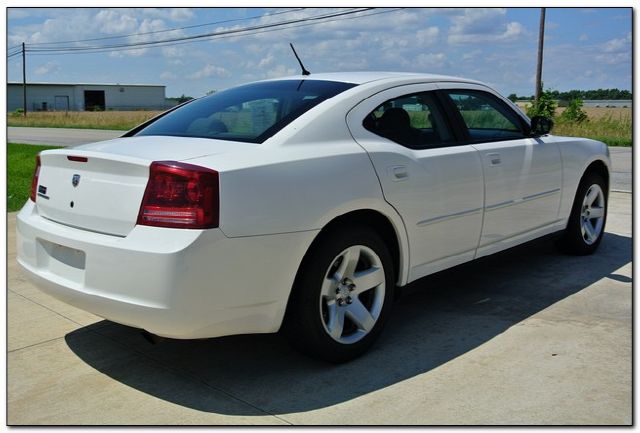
[293,206,410,294]
[582,158,610,193]
[281,207,409,333]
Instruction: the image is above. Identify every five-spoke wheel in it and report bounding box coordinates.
[319,245,385,344]
[580,184,606,245]
[284,226,394,363]
[559,172,607,255]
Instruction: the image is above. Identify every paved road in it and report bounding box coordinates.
[8,193,631,424]
[608,146,632,192]
[8,126,632,191]
[8,126,122,146]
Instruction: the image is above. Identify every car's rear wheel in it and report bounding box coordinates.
[558,172,607,255]
[284,227,395,363]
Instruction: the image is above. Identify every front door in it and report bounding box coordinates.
[438,85,562,254]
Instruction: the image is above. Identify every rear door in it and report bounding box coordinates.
[347,83,485,281]
[437,84,562,254]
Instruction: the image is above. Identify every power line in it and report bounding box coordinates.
[26,8,373,53]
[26,8,307,46]
[27,8,373,52]
[26,8,404,58]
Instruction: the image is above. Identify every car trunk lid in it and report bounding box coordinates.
[34,136,254,236]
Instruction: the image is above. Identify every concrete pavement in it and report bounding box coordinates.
[608,146,632,192]
[7,192,631,425]
[8,127,632,191]
[8,126,122,146]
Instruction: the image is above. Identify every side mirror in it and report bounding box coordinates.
[530,116,554,136]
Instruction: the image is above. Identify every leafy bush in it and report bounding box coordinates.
[526,91,557,118]
[559,99,588,123]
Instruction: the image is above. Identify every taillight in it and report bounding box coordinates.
[30,154,41,202]
[137,161,219,229]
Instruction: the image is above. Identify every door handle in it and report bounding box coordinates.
[487,153,501,165]
[389,166,409,181]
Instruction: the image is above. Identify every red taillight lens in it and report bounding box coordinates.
[137,161,219,229]
[30,154,41,202]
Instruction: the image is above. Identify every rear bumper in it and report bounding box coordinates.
[16,201,318,338]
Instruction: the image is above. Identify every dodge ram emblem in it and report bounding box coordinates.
[72,174,81,187]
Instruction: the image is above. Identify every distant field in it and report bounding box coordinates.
[515,104,631,146]
[515,104,631,120]
[554,107,631,147]
[7,111,162,130]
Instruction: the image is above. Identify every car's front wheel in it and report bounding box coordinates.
[284,226,395,363]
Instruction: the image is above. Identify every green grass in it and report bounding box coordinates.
[8,143,62,212]
[553,114,632,147]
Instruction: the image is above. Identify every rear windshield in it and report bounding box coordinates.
[134,80,357,143]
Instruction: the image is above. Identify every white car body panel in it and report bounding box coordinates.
[17,200,318,338]
[16,71,611,340]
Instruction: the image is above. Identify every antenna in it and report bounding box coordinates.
[289,43,310,76]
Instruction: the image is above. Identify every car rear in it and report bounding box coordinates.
[16,145,318,338]
[15,78,365,339]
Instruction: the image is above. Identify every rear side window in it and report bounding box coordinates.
[363,92,453,148]
[445,90,526,142]
[135,80,356,143]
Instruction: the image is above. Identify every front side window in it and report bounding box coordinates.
[363,92,452,148]
[445,90,526,142]
[135,80,356,143]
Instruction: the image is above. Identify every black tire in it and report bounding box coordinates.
[283,226,395,363]
[557,172,608,255]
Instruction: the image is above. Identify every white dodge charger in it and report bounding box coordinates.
[17,72,610,362]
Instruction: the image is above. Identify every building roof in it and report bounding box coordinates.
[7,82,165,87]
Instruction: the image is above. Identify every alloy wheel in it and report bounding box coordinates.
[318,245,386,344]
[580,184,605,245]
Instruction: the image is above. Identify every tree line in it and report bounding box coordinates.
[508,88,632,102]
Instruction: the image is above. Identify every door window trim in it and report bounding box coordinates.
[359,90,465,150]
[437,88,533,145]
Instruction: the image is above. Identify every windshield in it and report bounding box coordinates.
[134,80,357,143]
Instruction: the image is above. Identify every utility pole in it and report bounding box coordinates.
[22,42,27,116]
[535,7,546,101]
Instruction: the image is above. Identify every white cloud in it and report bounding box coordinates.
[416,27,439,46]
[170,8,194,22]
[8,9,30,19]
[447,8,525,44]
[416,52,446,69]
[160,71,177,80]
[602,33,631,53]
[95,9,138,35]
[579,34,588,42]
[188,63,231,79]
[34,61,61,75]
[142,8,194,22]
[265,64,296,79]
[595,52,630,65]
[462,49,482,61]
[161,46,182,58]
[257,54,275,68]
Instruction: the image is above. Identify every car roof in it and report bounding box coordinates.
[266,71,483,86]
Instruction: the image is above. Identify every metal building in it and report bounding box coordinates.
[7,82,167,112]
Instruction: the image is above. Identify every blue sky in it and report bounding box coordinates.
[7,7,632,98]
